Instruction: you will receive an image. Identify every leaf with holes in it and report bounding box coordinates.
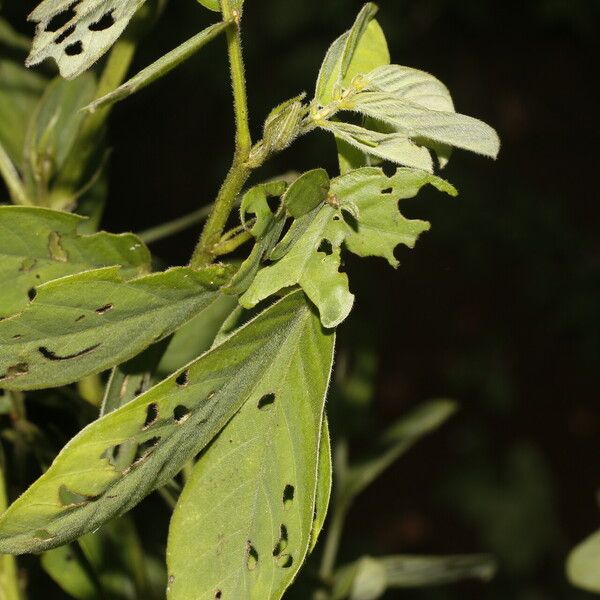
[0,291,331,554]
[26,0,146,79]
[0,206,150,318]
[166,299,334,600]
[240,167,454,326]
[0,265,231,390]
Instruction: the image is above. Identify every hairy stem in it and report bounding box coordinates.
[190,0,252,267]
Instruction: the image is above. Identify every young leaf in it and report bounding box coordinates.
[567,529,600,593]
[0,265,230,390]
[0,206,150,317]
[197,0,244,13]
[26,0,146,79]
[283,168,330,218]
[315,4,389,106]
[240,204,355,328]
[0,59,47,167]
[319,121,434,172]
[241,167,454,327]
[166,303,334,600]
[0,291,328,554]
[348,90,500,160]
[84,21,231,113]
[310,416,333,552]
[342,399,457,501]
[23,73,97,194]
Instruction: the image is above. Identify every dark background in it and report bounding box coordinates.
[3,0,600,598]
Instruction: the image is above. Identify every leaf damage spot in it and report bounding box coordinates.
[58,484,98,508]
[275,553,293,568]
[19,258,37,272]
[214,591,222,599]
[54,24,75,44]
[283,484,294,509]
[48,231,68,262]
[176,370,190,388]
[273,524,288,556]
[65,40,83,56]
[381,187,393,194]
[95,303,114,315]
[257,393,275,410]
[143,403,159,429]
[28,287,37,301]
[38,344,101,361]
[44,1,80,32]
[34,529,56,542]
[88,11,114,31]
[246,541,259,571]
[0,362,29,382]
[173,405,191,424]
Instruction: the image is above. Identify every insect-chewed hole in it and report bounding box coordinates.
[273,524,289,556]
[275,554,293,568]
[88,11,114,31]
[283,484,294,509]
[175,370,190,388]
[54,24,75,43]
[95,303,113,315]
[58,484,97,507]
[12,334,22,340]
[75,314,86,322]
[257,393,275,410]
[214,591,222,599]
[44,1,80,32]
[173,405,191,424]
[317,239,333,256]
[246,541,259,571]
[143,403,159,429]
[38,343,100,361]
[342,210,359,232]
[34,529,55,541]
[65,40,83,56]
[27,287,37,301]
[381,187,393,194]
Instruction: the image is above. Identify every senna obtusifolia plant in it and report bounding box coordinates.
[0,0,500,598]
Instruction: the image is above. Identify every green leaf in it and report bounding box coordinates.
[0,59,46,167]
[343,399,457,501]
[283,168,330,218]
[166,300,334,600]
[197,0,244,13]
[240,204,354,328]
[319,121,434,172]
[333,554,496,599]
[348,89,500,160]
[0,291,329,554]
[84,21,231,113]
[0,448,20,600]
[567,529,600,593]
[316,4,389,106]
[0,206,150,317]
[241,167,453,326]
[27,0,147,79]
[0,265,230,390]
[23,74,97,193]
[309,416,332,552]
[330,166,456,267]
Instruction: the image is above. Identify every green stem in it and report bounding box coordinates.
[0,142,31,206]
[190,0,252,267]
[137,204,213,244]
[1,447,22,600]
